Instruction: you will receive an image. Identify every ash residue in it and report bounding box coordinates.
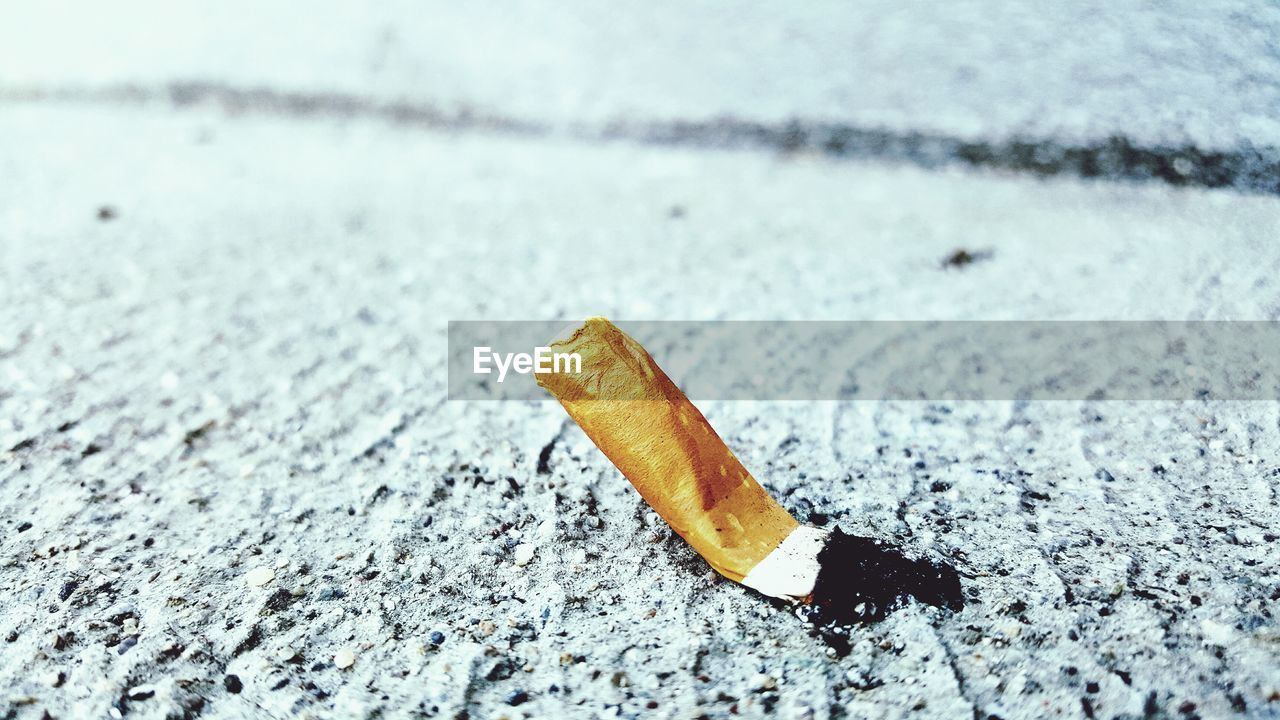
[797,528,963,655]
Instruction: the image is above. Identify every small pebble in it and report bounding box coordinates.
[246,567,275,587]
[334,648,356,669]
[430,631,446,645]
[513,544,536,566]
[751,673,777,691]
[224,675,243,694]
[507,689,529,706]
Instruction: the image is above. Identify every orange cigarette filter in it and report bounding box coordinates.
[536,318,804,586]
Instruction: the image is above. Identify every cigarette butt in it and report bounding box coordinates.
[536,317,816,598]
[537,318,965,638]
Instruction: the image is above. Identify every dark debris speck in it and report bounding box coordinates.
[942,248,994,268]
[58,581,79,602]
[316,587,346,601]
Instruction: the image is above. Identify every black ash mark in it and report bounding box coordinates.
[798,528,964,656]
[6,83,1280,195]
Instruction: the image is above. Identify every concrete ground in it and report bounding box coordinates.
[3,4,1280,720]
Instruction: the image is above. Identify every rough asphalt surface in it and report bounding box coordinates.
[4,5,1280,720]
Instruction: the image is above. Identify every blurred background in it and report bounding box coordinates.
[2,3,1280,719]
[6,0,1280,152]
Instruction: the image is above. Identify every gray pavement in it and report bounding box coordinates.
[3,5,1280,720]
